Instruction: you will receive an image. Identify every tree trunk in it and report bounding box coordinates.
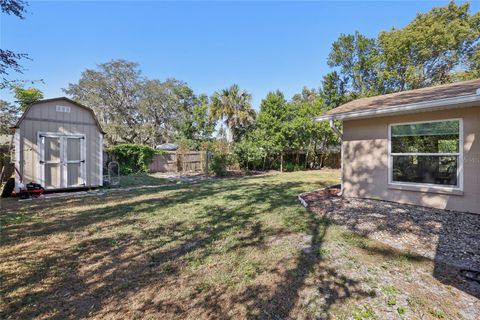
[280,153,283,172]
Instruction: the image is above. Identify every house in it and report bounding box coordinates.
[316,79,480,214]
[13,97,104,190]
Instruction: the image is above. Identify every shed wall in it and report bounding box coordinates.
[342,106,480,214]
[17,100,103,188]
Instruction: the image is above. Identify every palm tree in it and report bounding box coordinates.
[210,84,255,142]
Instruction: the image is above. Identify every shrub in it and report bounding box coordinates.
[108,144,163,175]
[206,140,233,176]
[210,153,230,176]
[233,139,265,170]
[284,162,295,172]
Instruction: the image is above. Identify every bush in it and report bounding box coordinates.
[233,139,265,171]
[205,140,233,176]
[284,162,295,172]
[210,153,230,176]
[108,144,163,175]
[283,162,304,172]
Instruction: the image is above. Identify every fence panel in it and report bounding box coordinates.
[177,151,205,173]
[149,152,177,173]
[149,151,206,173]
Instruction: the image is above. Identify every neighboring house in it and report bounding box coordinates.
[13,97,105,190]
[316,79,480,214]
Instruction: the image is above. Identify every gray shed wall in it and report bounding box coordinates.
[16,100,103,188]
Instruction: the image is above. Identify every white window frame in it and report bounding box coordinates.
[387,118,464,192]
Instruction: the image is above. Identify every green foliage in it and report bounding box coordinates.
[0,99,19,134]
[233,138,266,170]
[428,308,446,319]
[65,60,215,146]
[328,2,480,94]
[352,304,377,320]
[210,84,256,142]
[236,89,340,171]
[12,86,43,111]
[108,144,163,175]
[208,140,232,176]
[283,162,304,172]
[328,31,381,95]
[379,1,480,89]
[177,94,215,143]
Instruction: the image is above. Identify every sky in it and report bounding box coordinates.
[1,0,479,109]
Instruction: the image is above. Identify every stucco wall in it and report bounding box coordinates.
[16,100,103,188]
[342,106,480,214]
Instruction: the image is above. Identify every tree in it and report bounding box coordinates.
[256,90,289,154]
[320,72,350,109]
[177,94,215,142]
[327,31,381,96]
[12,86,43,111]
[235,89,340,171]
[328,2,480,96]
[378,1,480,90]
[65,59,211,147]
[209,84,255,143]
[0,99,19,134]
[0,0,29,88]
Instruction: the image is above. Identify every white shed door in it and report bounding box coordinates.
[39,133,86,189]
[43,136,62,189]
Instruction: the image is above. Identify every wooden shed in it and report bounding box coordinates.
[13,97,104,190]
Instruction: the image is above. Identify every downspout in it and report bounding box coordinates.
[329,119,343,196]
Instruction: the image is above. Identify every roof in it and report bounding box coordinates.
[317,78,480,121]
[156,143,178,151]
[14,97,105,134]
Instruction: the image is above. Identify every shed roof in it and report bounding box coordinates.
[14,97,105,134]
[317,78,480,121]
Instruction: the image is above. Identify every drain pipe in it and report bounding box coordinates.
[329,119,344,196]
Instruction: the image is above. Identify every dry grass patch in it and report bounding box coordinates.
[1,170,475,319]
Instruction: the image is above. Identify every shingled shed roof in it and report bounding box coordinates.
[317,78,480,121]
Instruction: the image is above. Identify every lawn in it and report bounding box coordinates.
[0,170,470,319]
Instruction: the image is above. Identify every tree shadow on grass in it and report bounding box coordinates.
[1,174,370,319]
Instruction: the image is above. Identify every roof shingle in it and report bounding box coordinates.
[324,78,480,117]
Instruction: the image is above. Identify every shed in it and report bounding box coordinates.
[13,97,104,190]
[316,78,480,214]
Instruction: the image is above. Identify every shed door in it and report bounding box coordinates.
[39,133,86,189]
[42,136,62,189]
[65,136,86,187]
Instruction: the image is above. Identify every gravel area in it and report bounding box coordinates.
[300,188,480,300]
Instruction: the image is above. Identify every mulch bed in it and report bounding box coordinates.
[300,187,480,299]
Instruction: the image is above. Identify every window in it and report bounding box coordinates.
[56,105,71,113]
[388,119,463,190]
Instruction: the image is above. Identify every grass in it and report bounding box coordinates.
[116,173,170,187]
[0,170,468,319]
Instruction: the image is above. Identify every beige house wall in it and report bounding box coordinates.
[16,100,103,188]
[342,105,480,214]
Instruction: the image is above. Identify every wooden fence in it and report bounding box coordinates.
[149,151,207,173]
